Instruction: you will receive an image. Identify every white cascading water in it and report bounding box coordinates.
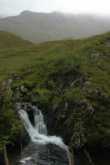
[17,103,72,165]
[30,105,47,135]
[18,104,67,150]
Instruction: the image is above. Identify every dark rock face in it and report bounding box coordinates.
[16,143,69,165]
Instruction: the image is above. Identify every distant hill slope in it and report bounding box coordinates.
[0,31,34,80]
[0,11,110,43]
[0,31,110,83]
[0,31,33,48]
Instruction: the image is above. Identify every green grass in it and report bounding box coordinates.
[1,31,110,92]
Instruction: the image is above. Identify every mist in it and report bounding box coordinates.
[0,0,110,17]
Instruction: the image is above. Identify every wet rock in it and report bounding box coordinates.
[16,143,69,165]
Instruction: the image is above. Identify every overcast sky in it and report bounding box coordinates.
[0,0,110,16]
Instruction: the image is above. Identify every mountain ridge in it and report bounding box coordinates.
[0,11,110,43]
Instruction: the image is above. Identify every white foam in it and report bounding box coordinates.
[18,107,67,150]
[19,157,32,164]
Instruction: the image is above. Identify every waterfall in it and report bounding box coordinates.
[30,105,47,135]
[18,104,66,149]
[16,103,72,165]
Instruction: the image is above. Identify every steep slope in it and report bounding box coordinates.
[0,32,110,162]
[0,31,35,80]
[0,11,110,43]
[12,32,110,149]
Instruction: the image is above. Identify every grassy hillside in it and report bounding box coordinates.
[0,31,33,48]
[0,31,35,80]
[0,31,110,153]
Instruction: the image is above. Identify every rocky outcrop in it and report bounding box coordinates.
[17,143,70,165]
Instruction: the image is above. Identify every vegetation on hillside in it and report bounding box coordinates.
[0,31,110,158]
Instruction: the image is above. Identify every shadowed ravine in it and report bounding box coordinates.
[16,103,72,165]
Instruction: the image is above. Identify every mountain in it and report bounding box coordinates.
[0,11,110,43]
